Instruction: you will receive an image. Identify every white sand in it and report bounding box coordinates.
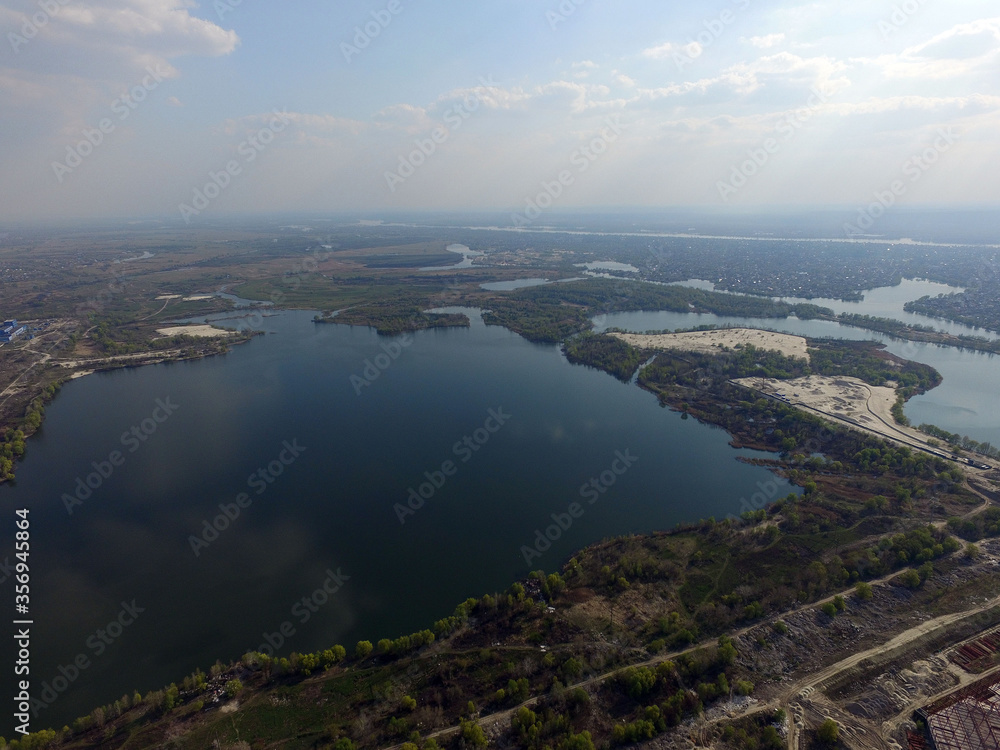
[733,374,950,455]
[155,325,233,338]
[612,328,809,361]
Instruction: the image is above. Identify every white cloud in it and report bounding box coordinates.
[641,42,676,60]
[855,18,1000,81]
[745,33,785,49]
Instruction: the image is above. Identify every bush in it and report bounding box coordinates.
[898,569,922,589]
[460,719,487,748]
[820,602,837,617]
[855,582,873,600]
[224,679,243,699]
[817,718,839,744]
[735,680,754,696]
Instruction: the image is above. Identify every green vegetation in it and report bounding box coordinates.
[809,339,941,394]
[905,290,1000,335]
[0,380,61,481]
[718,710,786,749]
[947,508,1000,541]
[919,423,1000,459]
[563,333,644,381]
[481,278,833,343]
[817,717,840,744]
[839,312,1000,353]
[322,305,470,336]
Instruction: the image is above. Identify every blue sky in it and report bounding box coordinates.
[1,0,998,220]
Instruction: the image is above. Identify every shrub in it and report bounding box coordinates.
[224,679,243,699]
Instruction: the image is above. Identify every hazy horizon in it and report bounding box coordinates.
[1,1,998,222]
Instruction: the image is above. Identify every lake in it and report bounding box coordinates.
[1,309,799,730]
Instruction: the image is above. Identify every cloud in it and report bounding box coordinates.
[745,33,785,49]
[642,42,676,60]
[0,0,239,139]
[856,17,1000,80]
[2,0,239,74]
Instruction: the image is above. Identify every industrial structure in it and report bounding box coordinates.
[0,319,26,342]
[920,673,1000,750]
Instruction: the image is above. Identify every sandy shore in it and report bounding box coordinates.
[156,325,233,338]
[612,328,809,361]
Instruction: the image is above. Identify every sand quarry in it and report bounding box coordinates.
[734,374,950,455]
[612,328,810,361]
[155,325,234,338]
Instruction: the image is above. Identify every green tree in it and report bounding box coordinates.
[855,582,873,601]
[817,718,839,744]
[355,640,373,659]
[717,636,737,666]
[899,569,922,588]
[460,718,487,748]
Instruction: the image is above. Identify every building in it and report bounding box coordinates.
[0,320,26,343]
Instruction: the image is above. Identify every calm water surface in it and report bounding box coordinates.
[1,310,798,730]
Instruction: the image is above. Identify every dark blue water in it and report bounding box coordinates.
[0,310,797,731]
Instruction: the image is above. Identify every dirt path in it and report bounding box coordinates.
[382,551,994,750]
[138,297,171,321]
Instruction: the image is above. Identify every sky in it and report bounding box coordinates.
[0,0,998,222]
